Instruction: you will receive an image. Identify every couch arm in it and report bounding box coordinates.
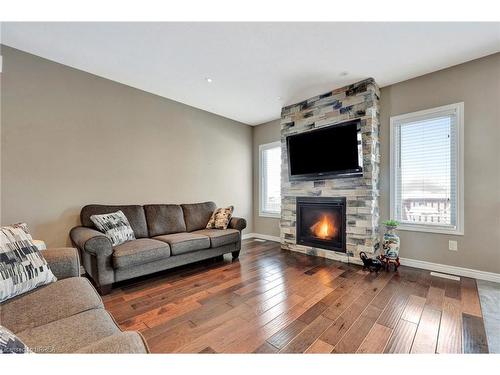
[43,247,80,279]
[70,226,113,256]
[229,217,247,232]
[70,226,114,290]
[76,332,149,354]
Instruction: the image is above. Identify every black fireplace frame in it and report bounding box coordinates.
[296,196,346,253]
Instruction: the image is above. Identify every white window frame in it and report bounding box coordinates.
[259,141,281,218]
[390,102,464,235]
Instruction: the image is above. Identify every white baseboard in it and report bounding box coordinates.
[242,232,280,242]
[400,257,500,283]
[243,233,500,283]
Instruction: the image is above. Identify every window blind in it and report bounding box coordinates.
[261,143,281,215]
[393,107,459,230]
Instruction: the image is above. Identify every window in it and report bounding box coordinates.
[390,103,464,235]
[259,141,281,217]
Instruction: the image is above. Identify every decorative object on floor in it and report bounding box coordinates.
[359,251,384,273]
[0,326,31,354]
[377,254,401,272]
[382,219,400,259]
[206,205,234,230]
[90,210,135,246]
[0,224,57,303]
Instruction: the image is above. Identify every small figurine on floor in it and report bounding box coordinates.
[359,251,384,273]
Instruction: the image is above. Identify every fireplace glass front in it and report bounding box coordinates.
[296,197,346,253]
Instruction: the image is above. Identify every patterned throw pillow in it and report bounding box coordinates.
[0,326,31,354]
[0,224,57,303]
[90,210,136,246]
[206,206,234,230]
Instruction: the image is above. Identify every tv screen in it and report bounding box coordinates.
[286,120,362,180]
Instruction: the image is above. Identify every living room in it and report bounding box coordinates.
[1,1,499,372]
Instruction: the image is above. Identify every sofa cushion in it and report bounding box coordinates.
[192,229,240,248]
[113,238,171,269]
[153,232,210,256]
[17,309,120,353]
[1,277,103,334]
[181,201,217,232]
[144,204,186,237]
[81,205,148,238]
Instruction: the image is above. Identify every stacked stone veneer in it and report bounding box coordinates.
[280,78,380,262]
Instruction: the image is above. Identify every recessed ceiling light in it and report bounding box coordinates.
[205,77,213,83]
[277,96,282,100]
[340,71,349,76]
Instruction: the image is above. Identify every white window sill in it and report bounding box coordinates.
[259,212,281,219]
[396,224,464,236]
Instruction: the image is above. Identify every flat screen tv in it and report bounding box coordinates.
[286,120,363,181]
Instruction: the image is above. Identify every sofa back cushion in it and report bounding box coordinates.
[81,205,148,238]
[144,204,187,237]
[181,202,217,232]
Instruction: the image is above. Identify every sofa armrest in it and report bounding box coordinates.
[229,217,247,232]
[43,247,80,279]
[70,226,114,290]
[70,226,113,256]
[76,332,150,353]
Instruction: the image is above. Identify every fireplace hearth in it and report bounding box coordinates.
[296,197,346,253]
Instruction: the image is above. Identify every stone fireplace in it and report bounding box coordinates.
[280,78,380,262]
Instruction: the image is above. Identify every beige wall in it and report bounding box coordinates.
[252,119,281,237]
[252,53,500,274]
[380,53,500,274]
[0,46,253,247]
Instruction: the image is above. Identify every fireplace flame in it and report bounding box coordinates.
[310,215,337,240]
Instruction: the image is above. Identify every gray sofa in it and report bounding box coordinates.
[70,201,247,294]
[0,248,149,353]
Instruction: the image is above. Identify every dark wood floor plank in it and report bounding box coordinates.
[253,342,279,353]
[436,297,462,353]
[357,323,392,353]
[463,313,489,353]
[297,302,328,324]
[461,278,482,317]
[384,319,418,353]
[280,315,333,353]
[400,295,426,324]
[377,294,410,329]
[267,319,307,350]
[444,278,461,300]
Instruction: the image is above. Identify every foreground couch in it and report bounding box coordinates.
[0,248,149,353]
[70,202,247,294]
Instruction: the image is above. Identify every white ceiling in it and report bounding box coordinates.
[2,22,499,125]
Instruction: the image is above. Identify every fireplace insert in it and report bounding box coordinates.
[296,197,346,252]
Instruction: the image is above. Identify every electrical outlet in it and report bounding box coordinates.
[448,240,458,251]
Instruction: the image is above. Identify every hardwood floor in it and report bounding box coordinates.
[102,239,489,353]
